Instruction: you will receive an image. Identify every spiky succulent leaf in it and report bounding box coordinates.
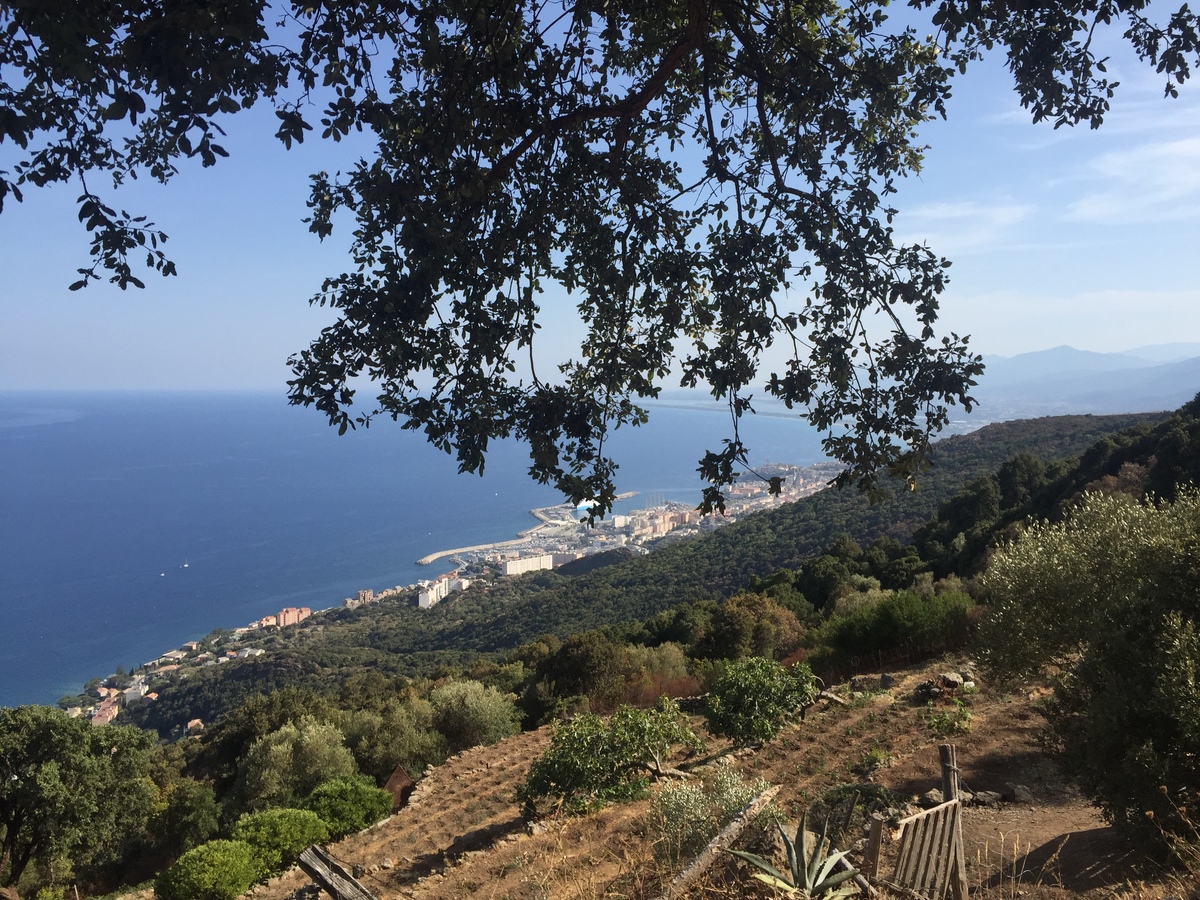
[752,872,802,894]
[728,848,792,886]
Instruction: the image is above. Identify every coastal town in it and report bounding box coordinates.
[63,461,841,727]
[345,461,842,612]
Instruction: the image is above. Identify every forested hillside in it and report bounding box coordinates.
[15,399,1200,899]
[129,411,1162,733]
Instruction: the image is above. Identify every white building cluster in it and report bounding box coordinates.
[418,571,471,609]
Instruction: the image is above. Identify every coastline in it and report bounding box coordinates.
[415,491,640,565]
[43,462,840,716]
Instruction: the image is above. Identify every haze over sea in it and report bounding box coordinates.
[0,391,829,708]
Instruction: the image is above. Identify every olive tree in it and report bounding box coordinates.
[428,679,521,754]
[5,1,1198,513]
[980,490,1200,850]
[230,716,357,813]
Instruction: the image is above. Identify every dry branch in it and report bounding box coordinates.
[655,784,781,900]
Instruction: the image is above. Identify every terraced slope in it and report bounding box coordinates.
[243,656,1186,900]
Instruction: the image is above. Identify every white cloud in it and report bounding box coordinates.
[897,200,1033,255]
[1066,136,1200,222]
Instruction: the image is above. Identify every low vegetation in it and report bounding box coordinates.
[6,398,1200,897]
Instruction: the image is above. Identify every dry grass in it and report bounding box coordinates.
[243,657,1196,900]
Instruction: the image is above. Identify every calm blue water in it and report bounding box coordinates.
[0,391,826,707]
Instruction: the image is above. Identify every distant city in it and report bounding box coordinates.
[63,460,843,729]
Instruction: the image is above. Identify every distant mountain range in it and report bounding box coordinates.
[969,343,1200,422]
[654,343,1200,428]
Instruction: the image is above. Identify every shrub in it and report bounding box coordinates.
[705,657,818,745]
[303,775,393,837]
[815,589,973,662]
[518,696,701,816]
[651,765,770,864]
[429,679,520,753]
[154,840,262,900]
[979,490,1200,851]
[231,807,329,874]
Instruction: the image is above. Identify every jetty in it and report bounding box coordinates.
[415,491,639,565]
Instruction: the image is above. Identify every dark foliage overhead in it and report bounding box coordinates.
[4,0,1197,510]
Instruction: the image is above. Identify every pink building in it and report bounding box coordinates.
[277,606,312,627]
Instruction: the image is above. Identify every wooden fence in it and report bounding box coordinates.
[890,798,969,900]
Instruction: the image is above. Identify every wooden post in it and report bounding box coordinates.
[939,744,959,803]
[864,813,885,880]
[655,785,780,900]
[298,846,378,900]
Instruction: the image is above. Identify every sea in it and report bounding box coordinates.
[0,390,829,709]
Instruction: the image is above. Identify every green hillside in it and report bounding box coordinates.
[129,410,1163,733]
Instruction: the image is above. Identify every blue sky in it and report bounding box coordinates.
[2,37,1198,391]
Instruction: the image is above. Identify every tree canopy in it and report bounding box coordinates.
[3,0,1198,512]
[0,705,157,886]
[979,490,1200,849]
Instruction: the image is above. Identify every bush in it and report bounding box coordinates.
[814,589,973,663]
[518,697,701,816]
[979,490,1200,851]
[429,679,520,753]
[231,807,329,874]
[651,766,770,864]
[705,657,818,745]
[303,775,393,837]
[154,840,262,900]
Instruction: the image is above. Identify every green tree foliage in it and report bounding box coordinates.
[231,808,329,874]
[7,3,1196,512]
[693,592,805,661]
[230,716,357,813]
[0,706,157,886]
[336,701,447,783]
[131,658,330,743]
[705,658,818,745]
[152,778,221,864]
[519,697,701,815]
[302,776,393,838]
[154,840,263,900]
[917,396,1200,578]
[979,490,1200,849]
[809,589,973,670]
[428,680,521,754]
[619,642,698,707]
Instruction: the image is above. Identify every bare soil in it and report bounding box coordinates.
[245,658,1198,900]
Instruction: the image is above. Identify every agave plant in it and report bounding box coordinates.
[729,812,860,898]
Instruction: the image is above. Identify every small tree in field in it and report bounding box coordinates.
[518,697,701,816]
[154,840,262,900]
[303,775,393,838]
[705,657,819,745]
